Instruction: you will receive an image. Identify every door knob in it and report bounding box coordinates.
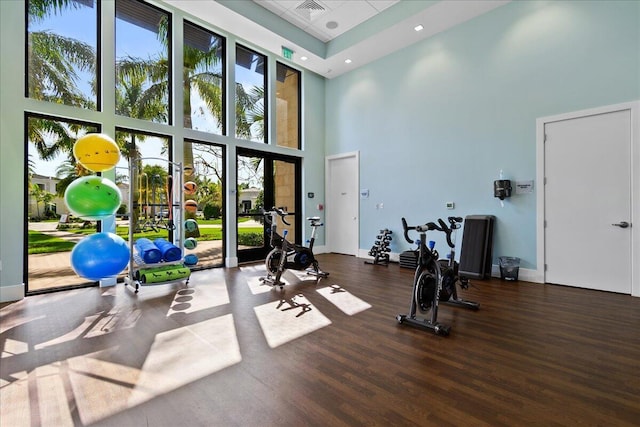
[611,221,630,228]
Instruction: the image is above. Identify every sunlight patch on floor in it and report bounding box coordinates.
[128,314,241,406]
[1,338,29,358]
[34,306,142,349]
[68,353,141,426]
[316,285,372,316]
[34,313,102,350]
[253,294,331,348]
[166,281,229,316]
[84,306,142,338]
[247,274,292,294]
[0,370,30,426]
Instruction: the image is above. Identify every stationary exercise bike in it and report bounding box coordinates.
[433,217,479,310]
[260,207,328,290]
[396,217,451,336]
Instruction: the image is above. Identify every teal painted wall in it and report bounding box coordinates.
[325,0,640,269]
[302,70,327,246]
[0,0,25,298]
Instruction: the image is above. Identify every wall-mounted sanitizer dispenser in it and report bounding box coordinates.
[494,180,512,200]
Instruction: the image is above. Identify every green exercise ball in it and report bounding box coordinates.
[64,175,122,220]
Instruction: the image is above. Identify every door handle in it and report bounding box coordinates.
[611,221,630,228]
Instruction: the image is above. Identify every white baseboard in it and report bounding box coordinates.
[357,250,544,283]
[490,265,543,283]
[0,283,25,303]
[313,245,328,255]
[358,249,399,263]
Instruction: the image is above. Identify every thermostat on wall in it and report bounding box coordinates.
[515,180,534,194]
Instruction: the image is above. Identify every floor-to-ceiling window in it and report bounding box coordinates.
[21,0,303,293]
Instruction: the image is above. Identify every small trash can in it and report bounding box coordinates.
[499,257,520,281]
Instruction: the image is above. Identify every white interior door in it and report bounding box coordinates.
[544,110,631,293]
[326,153,359,255]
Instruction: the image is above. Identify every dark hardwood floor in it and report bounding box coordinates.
[1,253,639,426]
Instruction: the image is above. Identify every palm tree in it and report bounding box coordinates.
[27,0,97,195]
[114,62,169,233]
[115,55,168,123]
[28,0,96,107]
[28,0,77,20]
[28,31,96,107]
[181,30,224,174]
[28,116,98,198]
[183,35,224,130]
[238,85,265,141]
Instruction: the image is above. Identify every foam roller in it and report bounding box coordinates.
[135,238,162,264]
[154,238,182,262]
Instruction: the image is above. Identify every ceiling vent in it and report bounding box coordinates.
[295,0,326,21]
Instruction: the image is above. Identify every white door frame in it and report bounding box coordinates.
[536,101,640,297]
[325,151,359,255]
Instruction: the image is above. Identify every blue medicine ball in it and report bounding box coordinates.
[184,254,199,266]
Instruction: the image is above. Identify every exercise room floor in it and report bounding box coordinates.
[1,254,639,426]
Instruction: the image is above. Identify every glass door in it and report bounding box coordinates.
[236,149,300,263]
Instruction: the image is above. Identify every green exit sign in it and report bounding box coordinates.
[282,46,294,60]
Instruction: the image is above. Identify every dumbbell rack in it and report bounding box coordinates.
[365,229,392,266]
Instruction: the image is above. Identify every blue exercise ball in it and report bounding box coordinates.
[71,232,130,281]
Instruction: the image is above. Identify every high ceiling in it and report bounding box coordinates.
[252,0,400,42]
[167,0,510,78]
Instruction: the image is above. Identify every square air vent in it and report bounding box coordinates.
[294,0,326,20]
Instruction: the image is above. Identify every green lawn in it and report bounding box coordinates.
[28,230,76,254]
[28,225,265,254]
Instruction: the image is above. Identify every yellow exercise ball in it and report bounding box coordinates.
[73,133,120,172]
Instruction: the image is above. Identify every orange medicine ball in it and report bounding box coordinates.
[184,181,197,195]
[185,199,198,213]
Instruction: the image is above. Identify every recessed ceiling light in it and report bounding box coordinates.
[414,24,424,32]
[300,56,308,61]
[345,59,352,64]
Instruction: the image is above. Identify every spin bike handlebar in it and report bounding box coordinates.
[264,207,291,226]
[402,216,463,247]
[437,217,463,248]
[401,217,438,244]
